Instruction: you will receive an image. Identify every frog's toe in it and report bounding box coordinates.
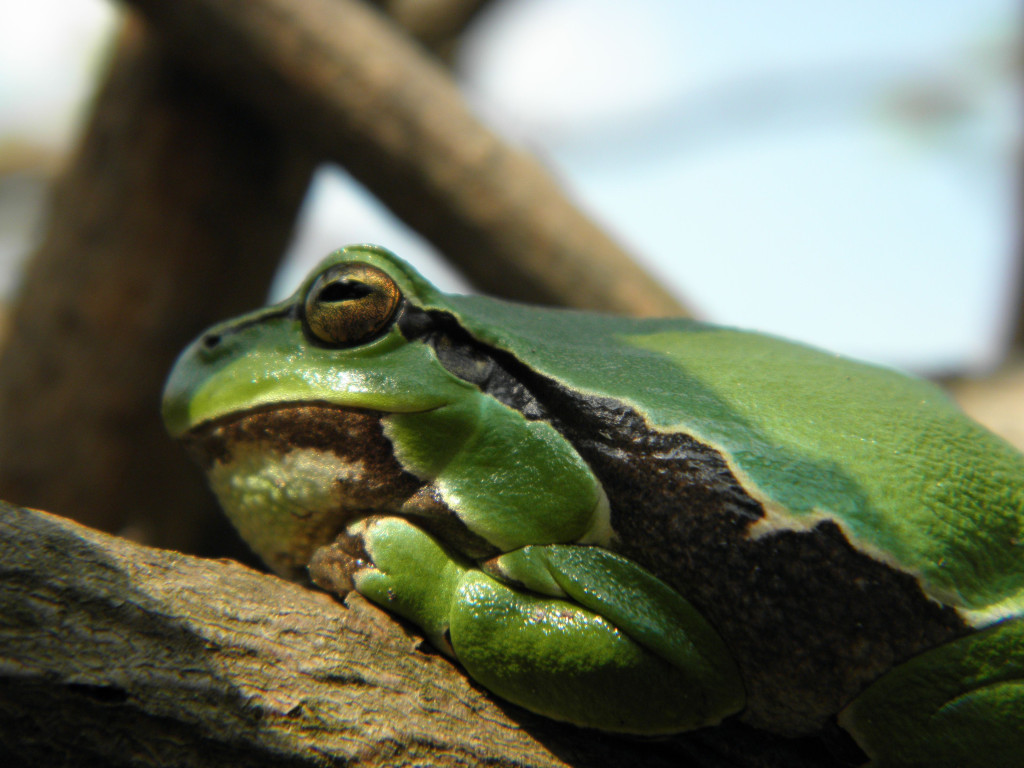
[338,516,470,654]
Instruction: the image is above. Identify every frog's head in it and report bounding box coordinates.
[163,245,488,578]
[163,245,470,435]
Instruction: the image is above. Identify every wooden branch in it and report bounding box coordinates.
[1011,264,1024,352]
[1009,166,1024,351]
[0,21,314,552]
[0,503,739,767]
[120,0,687,317]
[369,0,498,62]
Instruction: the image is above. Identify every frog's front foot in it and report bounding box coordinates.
[310,516,744,734]
[309,515,468,655]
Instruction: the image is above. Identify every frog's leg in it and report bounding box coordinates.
[484,544,744,702]
[838,616,1024,767]
[339,516,745,734]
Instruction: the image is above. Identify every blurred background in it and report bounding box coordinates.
[1,0,1021,375]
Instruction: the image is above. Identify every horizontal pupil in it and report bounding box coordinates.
[319,280,373,304]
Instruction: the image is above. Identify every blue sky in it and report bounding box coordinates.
[463,1,1022,373]
[1,0,1019,374]
[283,0,1021,375]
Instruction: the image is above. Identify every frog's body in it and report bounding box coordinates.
[164,245,1024,766]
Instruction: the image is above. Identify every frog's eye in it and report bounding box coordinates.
[303,263,401,346]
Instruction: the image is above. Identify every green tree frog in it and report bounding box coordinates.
[163,245,1024,766]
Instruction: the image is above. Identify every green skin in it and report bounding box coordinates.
[164,245,1024,765]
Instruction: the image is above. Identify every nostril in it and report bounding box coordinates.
[202,333,222,350]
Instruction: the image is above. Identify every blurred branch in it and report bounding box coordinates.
[1012,251,1024,353]
[121,0,686,316]
[369,0,498,62]
[0,503,717,768]
[0,140,62,177]
[0,21,313,551]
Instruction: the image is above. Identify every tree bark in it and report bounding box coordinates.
[0,20,314,553]
[368,0,497,63]
[120,0,686,316]
[0,502,748,768]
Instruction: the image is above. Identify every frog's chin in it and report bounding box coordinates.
[179,404,424,581]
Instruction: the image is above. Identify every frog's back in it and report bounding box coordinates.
[434,296,1024,732]
[626,324,1024,627]
[441,295,1024,625]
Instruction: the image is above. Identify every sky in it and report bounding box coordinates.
[1,0,1020,374]
[281,0,1022,374]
